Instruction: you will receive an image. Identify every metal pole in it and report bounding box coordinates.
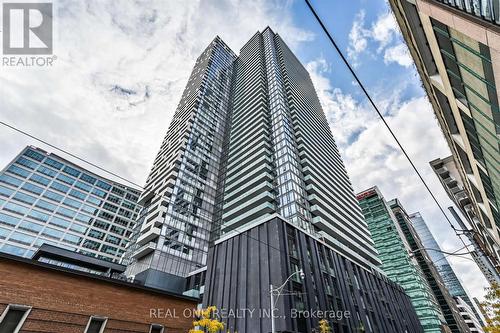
[270,284,275,333]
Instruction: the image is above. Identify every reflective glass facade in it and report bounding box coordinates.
[0,146,141,263]
[410,212,484,326]
[389,200,470,333]
[124,37,236,279]
[357,188,444,333]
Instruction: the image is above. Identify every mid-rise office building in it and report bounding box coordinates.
[125,28,424,332]
[357,187,446,332]
[388,0,500,273]
[390,199,471,333]
[410,211,485,326]
[431,156,500,285]
[0,146,141,263]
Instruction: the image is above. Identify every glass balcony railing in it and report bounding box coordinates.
[433,0,500,26]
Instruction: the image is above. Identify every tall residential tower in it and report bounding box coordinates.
[125,28,423,332]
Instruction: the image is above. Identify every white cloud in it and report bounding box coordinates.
[307,57,489,300]
[384,43,413,67]
[347,9,411,68]
[371,12,398,51]
[347,10,370,65]
[0,0,313,186]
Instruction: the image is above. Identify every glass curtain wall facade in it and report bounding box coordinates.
[0,146,141,263]
[357,187,445,332]
[124,37,236,286]
[389,199,471,333]
[409,211,484,326]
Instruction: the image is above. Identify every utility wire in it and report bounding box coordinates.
[304,0,472,253]
[0,120,144,190]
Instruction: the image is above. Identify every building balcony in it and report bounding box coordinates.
[130,241,156,260]
[137,227,162,246]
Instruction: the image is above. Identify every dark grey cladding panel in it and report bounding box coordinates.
[204,217,423,333]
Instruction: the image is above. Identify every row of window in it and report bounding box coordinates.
[20,149,140,201]
[0,304,164,333]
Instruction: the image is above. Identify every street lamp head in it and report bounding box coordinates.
[299,269,305,280]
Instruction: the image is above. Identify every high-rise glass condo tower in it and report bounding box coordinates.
[0,146,141,263]
[389,199,471,333]
[357,187,446,333]
[124,37,236,290]
[410,211,484,326]
[387,0,500,274]
[126,28,423,332]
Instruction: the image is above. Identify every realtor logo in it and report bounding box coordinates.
[2,2,53,54]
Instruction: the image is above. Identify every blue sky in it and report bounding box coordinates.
[0,0,488,299]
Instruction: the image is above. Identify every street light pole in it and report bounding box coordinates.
[270,269,305,333]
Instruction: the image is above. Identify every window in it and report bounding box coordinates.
[82,240,100,250]
[96,180,111,191]
[0,174,23,187]
[0,185,14,198]
[42,190,62,203]
[28,210,50,222]
[9,232,36,246]
[18,221,43,233]
[4,203,29,216]
[0,304,31,333]
[88,229,105,240]
[35,199,57,212]
[0,213,20,226]
[84,317,107,333]
[15,157,38,169]
[7,165,30,178]
[62,165,80,177]
[63,197,82,209]
[30,174,50,186]
[37,165,57,177]
[24,149,44,161]
[75,181,92,192]
[91,188,106,198]
[69,189,87,200]
[111,187,125,196]
[1,244,26,256]
[87,196,102,206]
[81,205,98,215]
[63,233,82,245]
[49,217,71,228]
[13,192,36,205]
[57,173,75,185]
[69,223,88,234]
[103,203,118,213]
[21,183,43,195]
[44,157,63,170]
[41,227,64,240]
[149,324,164,333]
[57,207,76,218]
[80,173,97,185]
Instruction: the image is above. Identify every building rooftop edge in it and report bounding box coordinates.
[0,251,199,302]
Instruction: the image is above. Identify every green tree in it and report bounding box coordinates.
[482,283,500,333]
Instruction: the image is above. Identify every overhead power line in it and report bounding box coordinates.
[303,0,472,253]
[0,120,144,189]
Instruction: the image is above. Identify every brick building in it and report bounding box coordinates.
[0,253,198,333]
